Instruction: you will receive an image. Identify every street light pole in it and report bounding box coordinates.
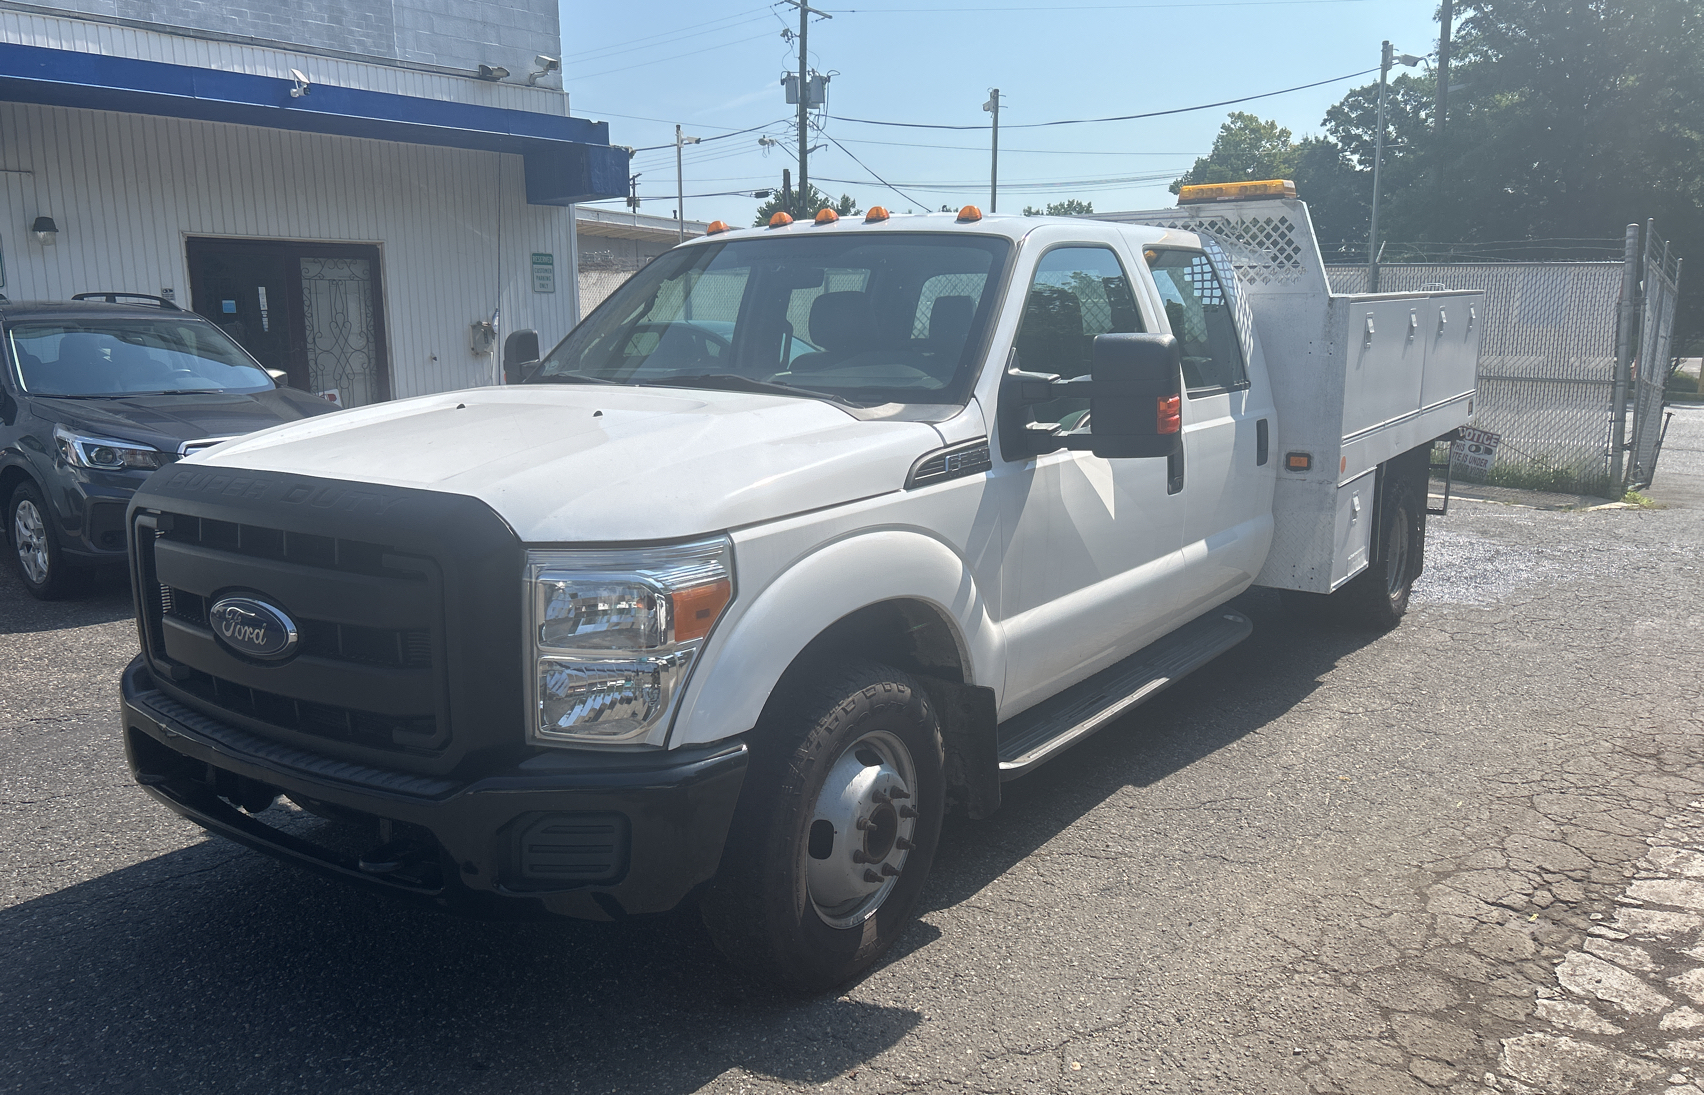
[675,124,699,243]
[983,89,1001,213]
[1367,41,1422,293]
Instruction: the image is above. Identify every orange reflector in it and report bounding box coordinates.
[814,208,839,225]
[705,220,731,235]
[1286,452,1311,471]
[865,206,890,222]
[768,212,794,227]
[672,578,732,643]
[1156,395,1182,435]
[956,205,983,222]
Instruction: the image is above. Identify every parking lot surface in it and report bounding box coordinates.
[3,407,1702,1094]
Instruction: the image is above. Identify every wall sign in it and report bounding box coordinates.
[531,252,555,294]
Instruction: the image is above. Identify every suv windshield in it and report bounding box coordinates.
[9,318,274,397]
[531,233,1011,406]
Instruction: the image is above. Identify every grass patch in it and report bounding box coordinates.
[1621,489,1660,508]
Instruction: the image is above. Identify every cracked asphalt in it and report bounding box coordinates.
[2,406,1702,1094]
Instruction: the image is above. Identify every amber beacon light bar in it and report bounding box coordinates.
[1177,179,1298,204]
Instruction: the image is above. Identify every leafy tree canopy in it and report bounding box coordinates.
[752,183,860,226]
[1022,199,1095,217]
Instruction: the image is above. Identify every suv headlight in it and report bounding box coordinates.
[525,537,734,747]
[54,425,171,470]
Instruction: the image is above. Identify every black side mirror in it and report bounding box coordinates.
[1085,333,1183,460]
[503,329,541,385]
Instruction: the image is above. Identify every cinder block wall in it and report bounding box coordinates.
[46,0,559,75]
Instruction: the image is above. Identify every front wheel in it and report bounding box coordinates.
[8,481,82,601]
[700,662,945,993]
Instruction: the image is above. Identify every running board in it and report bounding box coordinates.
[996,610,1253,779]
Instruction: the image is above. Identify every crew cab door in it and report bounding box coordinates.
[1144,247,1275,613]
[991,239,1186,717]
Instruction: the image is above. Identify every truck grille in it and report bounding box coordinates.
[135,509,450,757]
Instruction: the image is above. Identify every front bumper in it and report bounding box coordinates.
[120,656,748,919]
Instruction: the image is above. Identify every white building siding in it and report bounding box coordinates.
[0,7,569,115]
[0,100,579,398]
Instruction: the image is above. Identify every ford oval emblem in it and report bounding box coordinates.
[208,596,299,661]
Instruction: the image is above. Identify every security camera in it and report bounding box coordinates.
[527,55,560,86]
[289,69,310,97]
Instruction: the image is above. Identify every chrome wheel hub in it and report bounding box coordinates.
[12,499,48,585]
[806,730,918,929]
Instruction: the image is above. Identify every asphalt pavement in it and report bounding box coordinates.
[3,408,1702,1094]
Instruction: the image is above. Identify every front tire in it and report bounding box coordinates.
[700,661,945,993]
[8,481,82,601]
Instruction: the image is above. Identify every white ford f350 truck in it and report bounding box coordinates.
[120,183,1481,990]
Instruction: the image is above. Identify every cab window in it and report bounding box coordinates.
[1145,249,1247,394]
[1013,245,1143,427]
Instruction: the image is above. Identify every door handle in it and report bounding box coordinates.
[1256,418,1269,466]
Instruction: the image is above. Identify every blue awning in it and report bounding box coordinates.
[0,41,629,204]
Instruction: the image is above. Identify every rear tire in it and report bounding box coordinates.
[1331,477,1423,630]
[8,481,83,601]
[699,661,945,993]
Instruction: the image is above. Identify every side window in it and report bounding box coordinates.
[1014,245,1143,427]
[1146,249,1247,393]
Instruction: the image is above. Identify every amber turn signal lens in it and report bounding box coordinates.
[705,220,731,235]
[956,205,982,222]
[1156,395,1182,435]
[768,212,794,227]
[814,208,839,224]
[672,578,732,643]
[865,206,890,222]
[1286,452,1312,471]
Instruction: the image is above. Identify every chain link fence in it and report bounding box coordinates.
[1329,262,1625,494]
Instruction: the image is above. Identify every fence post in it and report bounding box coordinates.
[1609,223,1641,495]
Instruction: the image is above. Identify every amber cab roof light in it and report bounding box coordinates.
[1177,179,1298,205]
[865,206,890,223]
[814,208,839,225]
[705,220,732,236]
[768,211,794,228]
[956,205,983,222]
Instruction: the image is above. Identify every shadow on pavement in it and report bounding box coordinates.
[0,562,134,634]
[0,589,1379,1095]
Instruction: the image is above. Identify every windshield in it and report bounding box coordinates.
[532,233,1011,406]
[9,317,274,397]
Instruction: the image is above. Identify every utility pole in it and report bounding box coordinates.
[626,173,641,217]
[983,89,1001,212]
[1368,41,1422,293]
[675,124,700,243]
[782,0,831,216]
[1435,0,1452,199]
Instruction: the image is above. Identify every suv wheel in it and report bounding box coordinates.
[8,481,81,600]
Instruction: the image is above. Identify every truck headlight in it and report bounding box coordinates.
[525,537,734,746]
[54,425,170,470]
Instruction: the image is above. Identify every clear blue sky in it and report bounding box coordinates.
[560,0,1443,227]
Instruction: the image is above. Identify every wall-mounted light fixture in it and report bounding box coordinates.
[476,64,510,81]
[289,68,311,98]
[31,216,57,245]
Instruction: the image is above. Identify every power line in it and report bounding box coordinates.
[829,67,1379,131]
[817,130,933,209]
[628,118,792,153]
[827,0,1380,9]
[836,135,1205,156]
[570,29,781,82]
[562,9,774,64]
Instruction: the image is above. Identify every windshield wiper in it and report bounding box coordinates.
[644,373,855,406]
[152,389,224,395]
[527,372,626,386]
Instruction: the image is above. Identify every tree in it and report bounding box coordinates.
[1022,199,1095,217]
[752,183,860,225]
[1171,113,1301,192]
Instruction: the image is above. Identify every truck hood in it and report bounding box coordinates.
[189,385,942,542]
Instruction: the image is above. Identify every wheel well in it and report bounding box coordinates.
[0,463,33,517]
[779,598,969,690]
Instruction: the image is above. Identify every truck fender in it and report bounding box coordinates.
[668,529,1005,752]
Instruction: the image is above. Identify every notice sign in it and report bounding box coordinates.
[1451,426,1501,474]
[531,252,555,293]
